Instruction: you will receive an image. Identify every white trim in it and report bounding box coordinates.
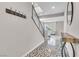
[21,40,44,57]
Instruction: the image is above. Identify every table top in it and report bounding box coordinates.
[61,32,79,43]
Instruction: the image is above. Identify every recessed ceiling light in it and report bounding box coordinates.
[52,6,55,9]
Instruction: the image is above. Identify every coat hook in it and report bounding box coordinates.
[21,12,23,15]
[14,9,17,15]
[18,11,20,13]
[15,9,17,12]
[10,7,12,10]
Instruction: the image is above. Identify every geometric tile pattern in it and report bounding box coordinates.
[26,36,62,57]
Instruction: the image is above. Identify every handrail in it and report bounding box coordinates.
[32,5,44,31]
[32,5,45,37]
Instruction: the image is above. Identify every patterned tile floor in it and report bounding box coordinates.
[26,36,62,57]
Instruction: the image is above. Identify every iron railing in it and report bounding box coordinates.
[32,5,45,37]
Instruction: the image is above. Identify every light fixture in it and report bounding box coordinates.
[52,6,55,9]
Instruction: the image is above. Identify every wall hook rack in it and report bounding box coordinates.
[5,8,26,19]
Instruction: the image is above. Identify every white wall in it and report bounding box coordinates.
[0,2,44,57]
[56,21,64,36]
[64,2,79,39]
[64,2,79,57]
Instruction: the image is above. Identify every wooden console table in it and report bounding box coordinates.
[61,32,78,57]
[61,33,79,43]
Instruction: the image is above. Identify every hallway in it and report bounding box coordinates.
[0,2,78,57]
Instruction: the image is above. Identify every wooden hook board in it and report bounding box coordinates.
[6,8,26,19]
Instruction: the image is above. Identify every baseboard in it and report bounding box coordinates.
[21,40,44,57]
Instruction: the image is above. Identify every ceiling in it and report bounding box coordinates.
[33,2,67,17]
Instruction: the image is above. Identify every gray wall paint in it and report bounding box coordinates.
[64,2,79,38]
[0,2,44,57]
[56,21,64,36]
